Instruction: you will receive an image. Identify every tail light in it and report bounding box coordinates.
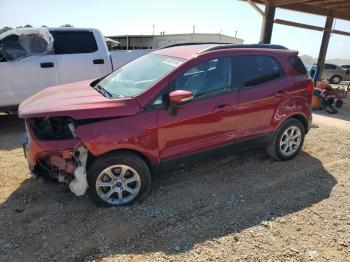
[307,80,314,94]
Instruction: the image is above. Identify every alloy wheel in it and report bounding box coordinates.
[279,126,302,157]
[95,165,141,205]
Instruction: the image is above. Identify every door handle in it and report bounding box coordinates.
[93,59,105,64]
[213,104,230,112]
[40,62,54,68]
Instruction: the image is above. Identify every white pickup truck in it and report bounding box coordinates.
[0,27,150,112]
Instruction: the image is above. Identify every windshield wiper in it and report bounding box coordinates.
[92,84,112,98]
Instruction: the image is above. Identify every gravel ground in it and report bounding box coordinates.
[0,108,349,262]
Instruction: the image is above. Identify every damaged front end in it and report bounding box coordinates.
[23,117,89,196]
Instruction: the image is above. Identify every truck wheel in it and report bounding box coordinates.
[330,75,342,84]
[266,118,305,161]
[87,152,151,207]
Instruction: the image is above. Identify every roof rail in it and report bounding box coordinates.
[201,43,288,53]
[160,42,232,49]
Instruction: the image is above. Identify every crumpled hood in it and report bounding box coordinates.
[18,80,141,119]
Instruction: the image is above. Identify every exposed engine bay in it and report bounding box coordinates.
[26,116,90,196]
[33,146,89,196]
[28,117,75,140]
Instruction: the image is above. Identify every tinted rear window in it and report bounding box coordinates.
[52,31,98,54]
[239,55,284,88]
[288,56,307,74]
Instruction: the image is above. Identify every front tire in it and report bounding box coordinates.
[330,75,342,84]
[87,152,151,207]
[266,118,305,161]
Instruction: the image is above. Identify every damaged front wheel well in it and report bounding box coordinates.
[87,149,155,175]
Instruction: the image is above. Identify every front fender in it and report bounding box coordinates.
[75,111,159,164]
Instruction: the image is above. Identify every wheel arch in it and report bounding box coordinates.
[274,113,309,134]
[330,75,342,83]
[86,148,156,174]
[289,114,309,133]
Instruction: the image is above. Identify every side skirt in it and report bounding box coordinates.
[153,132,274,175]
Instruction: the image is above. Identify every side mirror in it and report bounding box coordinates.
[169,90,193,104]
[168,90,193,116]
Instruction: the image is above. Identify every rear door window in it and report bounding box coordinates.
[51,31,98,54]
[238,55,284,88]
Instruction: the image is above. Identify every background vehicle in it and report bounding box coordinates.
[19,44,313,207]
[341,64,350,69]
[0,27,150,112]
[310,63,350,84]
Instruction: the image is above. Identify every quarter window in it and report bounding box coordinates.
[288,56,307,75]
[238,55,284,88]
[52,31,98,54]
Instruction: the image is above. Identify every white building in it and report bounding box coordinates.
[107,33,244,50]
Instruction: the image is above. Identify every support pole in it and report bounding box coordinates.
[260,2,276,43]
[316,16,334,82]
[126,35,129,50]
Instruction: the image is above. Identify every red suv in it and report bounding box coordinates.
[19,44,313,207]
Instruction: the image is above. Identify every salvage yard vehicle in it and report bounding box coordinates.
[0,27,150,112]
[19,43,313,207]
[310,63,350,84]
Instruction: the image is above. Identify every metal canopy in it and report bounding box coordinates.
[249,0,350,21]
[243,0,350,81]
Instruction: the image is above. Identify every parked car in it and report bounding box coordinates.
[0,27,150,112]
[310,63,350,84]
[19,44,313,207]
[341,64,350,72]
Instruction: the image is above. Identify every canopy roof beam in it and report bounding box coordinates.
[243,0,350,81]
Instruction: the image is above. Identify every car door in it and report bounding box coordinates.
[0,34,59,107]
[51,30,110,85]
[155,56,239,160]
[322,64,337,81]
[236,55,293,138]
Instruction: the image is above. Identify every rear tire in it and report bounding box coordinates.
[266,118,305,161]
[87,152,151,207]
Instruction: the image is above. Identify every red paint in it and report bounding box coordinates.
[169,90,193,104]
[18,80,141,119]
[20,45,312,168]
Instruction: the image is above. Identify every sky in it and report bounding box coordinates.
[1,0,350,59]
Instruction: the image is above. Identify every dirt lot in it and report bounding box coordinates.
[1,102,350,261]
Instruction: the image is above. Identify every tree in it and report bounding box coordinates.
[60,24,74,27]
[300,55,315,65]
[0,26,12,34]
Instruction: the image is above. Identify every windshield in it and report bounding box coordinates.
[98,54,185,98]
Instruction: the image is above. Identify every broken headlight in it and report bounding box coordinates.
[28,117,76,140]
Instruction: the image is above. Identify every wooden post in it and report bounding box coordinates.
[316,16,334,82]
[261,2,276,43]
